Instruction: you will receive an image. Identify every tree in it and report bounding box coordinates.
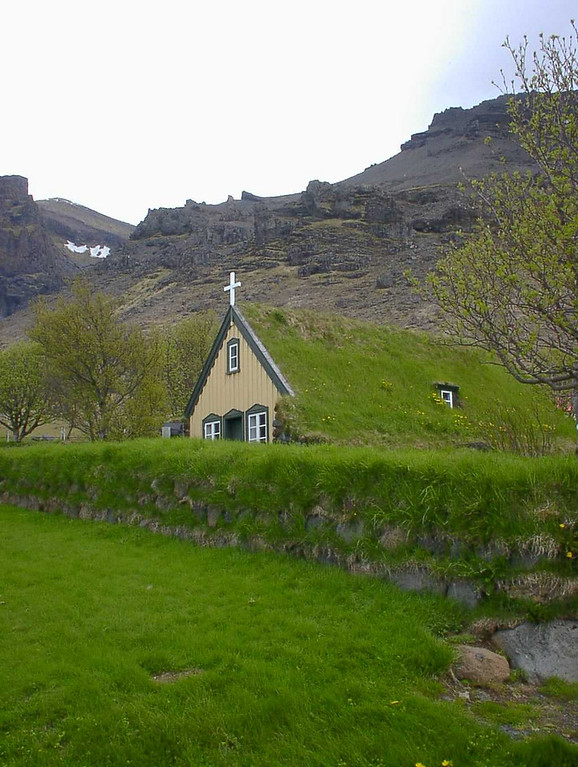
[30,279,165,441]
[0,342,51,442]
[162,311,218,418]
[426,23,578,439]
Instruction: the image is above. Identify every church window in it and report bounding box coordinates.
[247,405,268,442]
[227,338,240,374]
[203,415,221,440]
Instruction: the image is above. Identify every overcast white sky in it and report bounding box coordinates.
[3,1,575,224]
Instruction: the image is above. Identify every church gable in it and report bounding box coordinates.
[185,273,293,442]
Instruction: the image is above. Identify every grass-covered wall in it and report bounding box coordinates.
[1,439,576,615]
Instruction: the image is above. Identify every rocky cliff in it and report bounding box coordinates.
[89,94,535,330]
[0,177,136,319]
[0,176,68,316]
[0,95,545,333]
[339,94,534,191]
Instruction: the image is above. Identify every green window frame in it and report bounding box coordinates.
[227,338,240,374]
[203,414,222,440]
[246,404,268,443]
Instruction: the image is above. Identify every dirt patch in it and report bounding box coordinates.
[152,668,204,684]
[443,674,578,745]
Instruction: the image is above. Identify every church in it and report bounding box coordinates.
[184,273,294,442]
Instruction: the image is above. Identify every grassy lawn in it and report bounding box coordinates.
[1,506,576,766]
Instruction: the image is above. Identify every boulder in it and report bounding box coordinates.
[376,273,394,289]
[492,620,578,683]
[454,645,510,685]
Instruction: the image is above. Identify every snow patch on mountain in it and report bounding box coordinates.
[90,245,110,258]
[65,241,87,253]
[65,241,110,258]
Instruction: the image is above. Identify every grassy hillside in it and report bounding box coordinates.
[243,304,575,452]
[1,505,576,767]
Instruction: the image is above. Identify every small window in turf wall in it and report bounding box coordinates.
[434,382,459,408]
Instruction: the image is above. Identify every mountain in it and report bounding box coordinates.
[337,94,533,191]
[0,94,540,339]
[88,94,535,330]
[37,198,134,266]
[0,177,135,322]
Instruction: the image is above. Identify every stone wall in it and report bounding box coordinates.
[2,483,576,614]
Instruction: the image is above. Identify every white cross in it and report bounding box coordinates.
[224,271,241,306]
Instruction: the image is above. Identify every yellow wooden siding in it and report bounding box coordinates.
[190,321,281,439]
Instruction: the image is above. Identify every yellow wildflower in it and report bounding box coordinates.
[567,551,574,559]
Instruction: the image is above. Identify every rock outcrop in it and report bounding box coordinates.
[0,94,558,333]
[339,94,535,191]
[0,177,136,321]
[0,176,65,316]
[90,94,543,331]
[492,620,578,683]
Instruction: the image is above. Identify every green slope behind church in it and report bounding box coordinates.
[180,273,574,452]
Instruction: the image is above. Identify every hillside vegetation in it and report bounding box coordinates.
[243,304,575,453]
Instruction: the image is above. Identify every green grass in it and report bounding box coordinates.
[243,304,575,452]
[539,678,578,702]
[472,701,540,728]
[1,505,576,767]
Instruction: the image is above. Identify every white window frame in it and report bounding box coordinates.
[227,340,240,373]
[440,389,454,408]
[247,411,267,443]
[203,420,221,440]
